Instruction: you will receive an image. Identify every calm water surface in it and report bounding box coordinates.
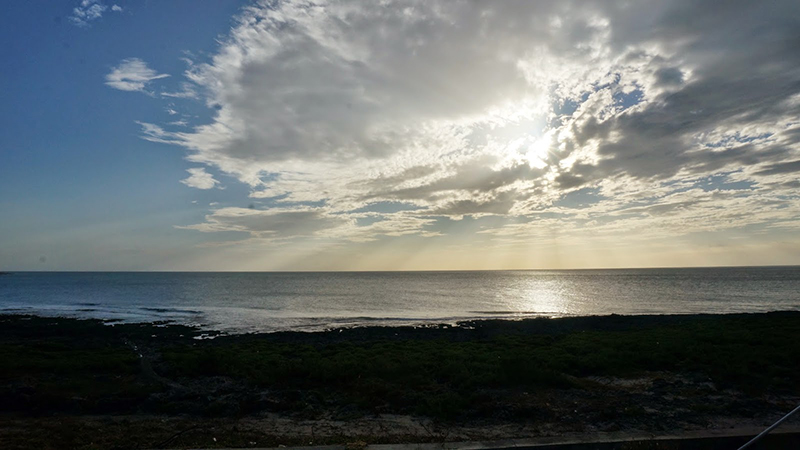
[1,267,799,333]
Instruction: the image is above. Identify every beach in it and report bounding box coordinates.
[2,312,800,449]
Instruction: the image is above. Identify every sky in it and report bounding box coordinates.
[1,0,800,271]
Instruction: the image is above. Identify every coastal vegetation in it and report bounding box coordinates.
[1,312,799,448]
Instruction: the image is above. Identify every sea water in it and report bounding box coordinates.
[1,267,799,333]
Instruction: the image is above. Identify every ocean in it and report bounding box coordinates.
[1,267,799,333]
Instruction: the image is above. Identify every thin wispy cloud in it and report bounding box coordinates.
[105,58,169,93]
[160,82,198,99]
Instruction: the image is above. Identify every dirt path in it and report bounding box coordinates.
[3,414,800,450]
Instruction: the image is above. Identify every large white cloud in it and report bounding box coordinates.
[139,0,800,247]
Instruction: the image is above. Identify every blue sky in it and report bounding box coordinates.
[1,1,244,269]
[2,1,800,270]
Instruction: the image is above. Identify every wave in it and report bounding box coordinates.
[140,307,203,315]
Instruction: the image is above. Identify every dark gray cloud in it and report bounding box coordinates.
[653,67,684,87]
[553,0,800,186]
[181,208,349,239]
[755,160,800,176]
[369,158,545,201]
[426,191,518,217]
[554,172,587,189]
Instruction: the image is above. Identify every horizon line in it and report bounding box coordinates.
[3,264,799,274]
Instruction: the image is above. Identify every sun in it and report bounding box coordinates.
[524,131,554,169]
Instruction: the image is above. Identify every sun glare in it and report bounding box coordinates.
[525,132,552,169]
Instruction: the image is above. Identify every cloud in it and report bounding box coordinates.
[70,0,122,27]
[106,58,169,92]
[179,207,351,240]
[180,168,219,190]
[755,160,800,176]
[136,0,800,246]
[161,82,198,99]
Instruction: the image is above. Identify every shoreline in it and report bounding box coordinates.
[2,312,800,449]
[4,308,800,336]
[3,264,800,272]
